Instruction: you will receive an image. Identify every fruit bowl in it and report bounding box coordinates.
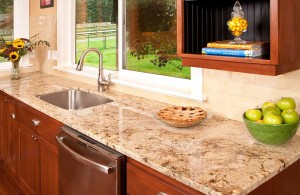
[243,113,300,145]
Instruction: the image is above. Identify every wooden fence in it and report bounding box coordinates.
[76,23,117,49]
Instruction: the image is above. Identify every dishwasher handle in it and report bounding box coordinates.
[56,136,115,174]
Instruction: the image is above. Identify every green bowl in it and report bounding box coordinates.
[243,113,300,145]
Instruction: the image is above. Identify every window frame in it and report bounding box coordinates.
[0,0,30,70]
[56,0,204,101]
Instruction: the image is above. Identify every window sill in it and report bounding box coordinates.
[53,65,206,102]
[0,61,33,71]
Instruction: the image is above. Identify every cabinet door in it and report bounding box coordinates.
[0,94,2,161]
[38,136,59,195]
[127,158,204,195]
[18,122,38,195]
[0,95,15,168]
[0,95,10,165]
[9,116,19,178]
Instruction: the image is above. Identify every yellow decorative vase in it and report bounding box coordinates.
[11,59,21,80]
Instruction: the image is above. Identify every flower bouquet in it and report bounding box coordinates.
[0,34,50,80]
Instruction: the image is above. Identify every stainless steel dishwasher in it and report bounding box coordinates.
[56,126,126,195]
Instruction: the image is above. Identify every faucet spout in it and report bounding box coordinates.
[76,48,111,91]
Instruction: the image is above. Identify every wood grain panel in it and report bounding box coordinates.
[127,157,204,195]
[249,160,300,195]
[16,101,62,147]
[39,136,59,195]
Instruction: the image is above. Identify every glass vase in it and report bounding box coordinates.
[227,1,248,44]
[11,59,21,80]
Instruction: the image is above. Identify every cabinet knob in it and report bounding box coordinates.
[157,192,168,195]
[32,119,41,126]
[11,113,16,119]
[4,99,8,103]
[31,135,38,141]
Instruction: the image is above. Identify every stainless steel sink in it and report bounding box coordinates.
[36,89,113,110]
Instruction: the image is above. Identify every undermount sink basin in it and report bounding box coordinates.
[36,89,113,110]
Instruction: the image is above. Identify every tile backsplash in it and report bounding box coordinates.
[201,69,300,122]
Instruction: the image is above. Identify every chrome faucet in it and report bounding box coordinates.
[76,48,111,91]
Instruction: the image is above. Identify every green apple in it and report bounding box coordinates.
[262,106,281,116]
[263,112,283,124]
[262,101,276,111]
[281,109,299,124]
[276,97,296,110]
[245,109,262,122]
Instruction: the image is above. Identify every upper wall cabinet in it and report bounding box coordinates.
[177,0,300,76]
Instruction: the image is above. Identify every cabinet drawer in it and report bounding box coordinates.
[127,158,203,195]
[16,102,62,146]
[127,163,183,195]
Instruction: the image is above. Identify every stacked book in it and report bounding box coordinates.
[202,40,270,57]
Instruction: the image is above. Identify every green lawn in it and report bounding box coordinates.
[76,38,191,79]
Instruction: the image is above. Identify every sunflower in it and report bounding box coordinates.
[0,48,6,54]
[12,40,25,49]
[9,51,19,61]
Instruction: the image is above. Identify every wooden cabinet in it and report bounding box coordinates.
[16,101,61,195]
[127,157,203,195]
[0,92,62,195]
[18,122,38,195]
[177,0,300,75]
[0,92,18,178]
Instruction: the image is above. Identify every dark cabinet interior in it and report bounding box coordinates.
[183,0,270,56]
[177,0,300,75]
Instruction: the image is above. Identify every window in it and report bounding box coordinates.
[75,0,117,70]
[0,0,29,67]
[125,0,190,79]
[57,0,204,101]
[0,0,14,62]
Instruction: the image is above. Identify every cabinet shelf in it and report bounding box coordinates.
[177,0,300,76]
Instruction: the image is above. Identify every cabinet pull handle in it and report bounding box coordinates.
[11,113,16,119]
[31,135,34,139]
[4,99,8,103]
[32,119,41,126]
[157,192,168,195]
[34,137,38,141]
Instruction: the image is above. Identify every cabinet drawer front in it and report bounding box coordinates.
[16,102,62,147]
[16,102,41,130]
[127,163,183,195]
[35,119,60,147]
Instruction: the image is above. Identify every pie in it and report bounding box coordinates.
[156,106,207,127]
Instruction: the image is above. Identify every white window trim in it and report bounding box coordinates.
[0,0,30,70]
[56,0,205,101]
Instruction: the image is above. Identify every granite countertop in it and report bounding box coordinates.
[1,72,300,195]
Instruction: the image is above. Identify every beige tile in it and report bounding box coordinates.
[244,84,289,100]
[254,98,276,108]
[219,81,244,95]
[232,72,256,84]
[202,69,232,81]
[247,89,300,107]
[231,95,258,109]
[204,91,232,117]
[255,74,286,89]
[283,69,300,76]
[285,76,300,91]
[203,78,220,91]
[226,107,246,121]
[203,78,244,95]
